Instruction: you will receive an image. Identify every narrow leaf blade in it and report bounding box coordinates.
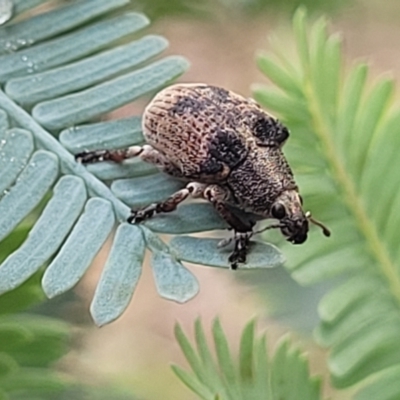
[42,198,115,298]
[170,236,285,269]
[144,203,228,234]
[151,250,199,303]
[0,150,59,241]
[174,323,208,383]
[60,116,144,153]
[33,56,189,130]
[212,318,241,399]
[112,173,184,208]
[87,158,158,181]
[6,35,168,105]
[0,175,86,294]
[171,365,214,400]
[239,320,255,383]
[0,13,149,82]
[0,128,34,193]
[355,365,400,400]
[90,223,145,326]
[0,0,130,52]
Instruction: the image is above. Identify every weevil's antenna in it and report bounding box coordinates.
[305,211,331,237]
[254,223,284,235]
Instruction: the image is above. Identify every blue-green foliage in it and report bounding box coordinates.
[0,226,70,399]
[0,0,283,328]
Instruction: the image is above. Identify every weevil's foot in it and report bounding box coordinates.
[228,231,252,270]
[228,247,247,270]
[127,207,156,224]
[75,150,108,164]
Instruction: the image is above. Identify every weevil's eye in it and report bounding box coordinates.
[271,203,286,219]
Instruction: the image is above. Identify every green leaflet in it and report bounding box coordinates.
[0,267,44,315]
[0,315,69,367]
[0,312,71,398]
[271,339,321,400]
[0,352,17,377]
[355,365,400,400]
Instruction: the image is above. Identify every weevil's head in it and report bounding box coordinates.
[268,190,331,243]
[270,190,309,244]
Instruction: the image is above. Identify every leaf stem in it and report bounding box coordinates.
[0,90,130,221]
[304,81,400,304]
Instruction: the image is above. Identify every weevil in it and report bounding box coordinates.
[76,84,330,269]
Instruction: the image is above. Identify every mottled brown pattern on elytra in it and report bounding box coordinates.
[142,84,294,191]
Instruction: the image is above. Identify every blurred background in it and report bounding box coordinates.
[6,0,400,399]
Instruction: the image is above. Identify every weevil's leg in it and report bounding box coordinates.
[128,182,207,223]
[203,185,254,232]
[203,184,255,269]
[75,145,144,164]
[228,231,252,269]
[76,145,186,179]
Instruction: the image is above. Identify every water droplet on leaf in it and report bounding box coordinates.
[0,0,13,25]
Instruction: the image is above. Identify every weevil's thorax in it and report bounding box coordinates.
[226,145,297,215]
[226,145,310,243]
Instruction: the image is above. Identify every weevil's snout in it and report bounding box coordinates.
[282,217,309,244]
[282,212,331,243]
[269,191,331,243]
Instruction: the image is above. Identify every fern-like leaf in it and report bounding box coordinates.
[0,0,284,327]
[0,237,137,399]
[172,319,324,400]
[0,250,71,400]
[254,8,400,395]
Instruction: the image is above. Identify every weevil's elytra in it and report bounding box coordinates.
[75,83,330,269]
